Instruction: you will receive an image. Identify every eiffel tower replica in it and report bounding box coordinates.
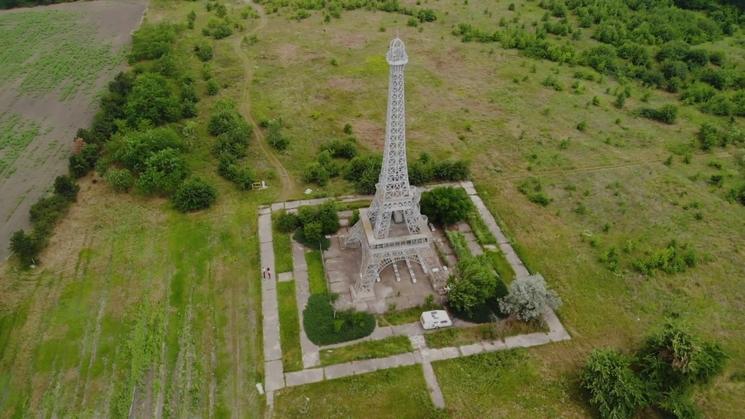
[345,38,446,301]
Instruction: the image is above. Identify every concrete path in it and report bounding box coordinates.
[291,241,320,368]
[410,335,445,409]
[258,210,285,401]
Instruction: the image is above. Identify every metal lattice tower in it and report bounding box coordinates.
[345,38,445,300]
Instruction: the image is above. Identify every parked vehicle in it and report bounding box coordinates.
[420,310,453,330]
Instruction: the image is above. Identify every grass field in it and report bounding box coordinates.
[304,250,327,295]
[0,114,40,179]
[278,280,302,372]
[274,365,441,418]
[1,0,744,417]
[425,321,548,349]
[319,335,412,366]
[273,230,293,273]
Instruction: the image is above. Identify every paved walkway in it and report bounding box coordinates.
[291,241,320,368]
[257,208,284,403]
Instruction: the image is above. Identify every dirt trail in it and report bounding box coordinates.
[234,1,298,201]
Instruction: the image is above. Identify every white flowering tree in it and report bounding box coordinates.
[499,274,561,321]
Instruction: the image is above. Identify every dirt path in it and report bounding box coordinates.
[234,1,298,201]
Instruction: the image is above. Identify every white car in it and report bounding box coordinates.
[420,310,453,330]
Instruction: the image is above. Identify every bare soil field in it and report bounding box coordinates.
[0,0,147,260]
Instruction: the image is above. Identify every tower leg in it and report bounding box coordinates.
[352,257,378,301]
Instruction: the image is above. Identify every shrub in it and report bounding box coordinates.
[344,155,381,194]
[194,41,214,62]
[420,186,473,226]
[105,168,135,192]
[266,119,289,151]
[29,194,70,235]
[498,274,561,321]
[206,79,220,96]
[129,23,177,63]
[172,177,217,212]
[69,143,100,178]
[217,155,254,190]
[297,201,339,235]
[697,123,719,150]
[321,138,357,159]
[581,349,647,419]
[9,230,41,267]
[202,18,232,39]
[208,101,249,137]
[53,175,79,201]
[518,177,551,206]
[135,148,189,195]
[303,293,375,345]
[273,210,300,233]
[632,240,696,275]
[303,162,329,186]
[109,127,184,173]
[639,105,678,124]
[638,322,727,392]
[447,256,508,322]
[125,72,181,126]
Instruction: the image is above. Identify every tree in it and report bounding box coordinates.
[105,168,135,192]
[581,349,647,419]
[273,210,300,233]
[303,162,329,186]
[194,41,214,62]
[53,175,79,201]
[302,221,324,246]
[109,127,184,173]
[10,230,40,267]
[125,73,181,126]
[498,274,561,321]
[172,177,217,212]
[128,23,176,63]
[420,186,473,226]
[135,148,189,195]
[447,257,506,321]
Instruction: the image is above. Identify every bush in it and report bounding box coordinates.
[208,101,249,136]
[517,177,551,206]
[9,230,41,267]
[105,168,135,192]
[344,155,381,194]
[125,72,182,126]
[447,256,508,322]
[498,274,561,321]
[697,123,719,150]
[420,186,472,226]
[172,177,217,212]
[303,162,329,186]
[303,293,375,345]
[265,119,289,151]
[202,18,232,39]
[194,41,214,62]
[206,79,220,96]
[135,148,189,195]
[632,240,696,275]
[638,322,727,392]
[69,143,100,178]
[321,138,357,159]
[273,210,300,233]
[217,155,254,190]
[581,349,647,419]
[129,23,177,63]
[639,105,678,124]
[109,127,184,173]
[53,175,79,201]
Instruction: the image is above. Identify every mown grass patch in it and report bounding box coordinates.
[273,231,293,274]
[425,320,547,349]
[319,336,412,366]
[485,249,515,282]
[278,281,303,372]
[377,299,442,326]
[274,365,441,418]
[305,249,327,294]
[0,114,40,178]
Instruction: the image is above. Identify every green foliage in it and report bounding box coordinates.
[632,240,696,275]
[109,127,184,173]
[104,168,135,192]
[320,138,357,159]
[129,23,177,63]
[206,79,220,96]
[9,230,40,267]
[135,148,189,195]
[305,250,327,294]
[202,18,232,39]
[265,119,289,151]
[448,256,508,322]
[518,177,551,206]
[344,155,381,194]
[420,186,473,226]
[68,143,99,178]
[498,274,561,322]
[303,162,329,186]
[125,72,182,126]
[581,349,647,419]
[53,175,79,201]
[639,104,678,124]
[171,177,217,212]
[30,194,71,235]
[408,152,470,185]
[320,336,412,366]
[290,202,340,249]
[273,210,300,233]
[277,281,302,371]
[194,41,214,62]
[217,155,254,190]
[303,293,375,346]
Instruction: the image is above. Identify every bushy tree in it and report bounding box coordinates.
[266,119,289,151]
[447,257,507,321]
[135,148,189,195]
[9,230,40,267]
[344,155,381,194]
[194,41,214,62]
[172,177,217,212]
[53,175,79,201]
[69,143,100,178]
[303,162,329,186]
[498,274,561,321]
[125,73,181,126]
[109,127,184,173]
[581,349,648,419]
[321,138,357,159]
[128,23,177,63]
[273,210,300,233]
[420,186,473,226]
[203,18,232,39]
